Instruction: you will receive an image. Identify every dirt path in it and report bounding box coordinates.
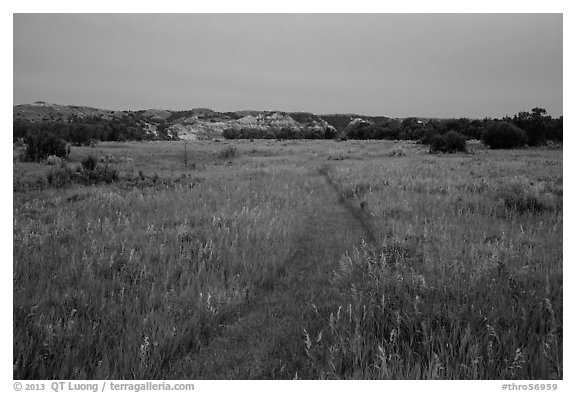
[168,167,373,379]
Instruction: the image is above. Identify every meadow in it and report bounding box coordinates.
[13,139,562,379]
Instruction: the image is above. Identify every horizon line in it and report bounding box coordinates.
[13,101,563,120]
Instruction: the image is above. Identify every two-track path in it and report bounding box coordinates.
[168,166,374,379]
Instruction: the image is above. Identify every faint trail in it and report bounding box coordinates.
[318,165,377,244]
[167,166,375,379]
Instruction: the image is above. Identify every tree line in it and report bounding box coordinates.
[13,107,562,161]
[222,108,562,152]
[222,126,337,140]
[13,115,157,146]
[338,108,562,146]
[13,114,177,161]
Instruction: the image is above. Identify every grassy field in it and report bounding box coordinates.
[13,139,562,379]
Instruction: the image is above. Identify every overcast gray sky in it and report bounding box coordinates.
[13,14,562,118]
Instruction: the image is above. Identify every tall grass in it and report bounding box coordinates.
[304,151,562,379]
[13,140,562,379]
[14,160,314,379]
[304,241,561,379]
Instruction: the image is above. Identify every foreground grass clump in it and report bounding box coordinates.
[304,241,561,379]
[304,151,562,379]
[13,156,313,379]
[495,177,561,214]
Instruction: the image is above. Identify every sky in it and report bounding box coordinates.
[13,13,563,118]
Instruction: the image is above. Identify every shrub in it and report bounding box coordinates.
[46,163,119,188]
[24,134,69,162]
[222,128,238,139]
[81,155,98,171]
[495,179,560,214]
[482,122,527,149]
[323,127,338,139]
[218,146,238,159]
[429,131,467,153]
[388,147,407,157]
[46,155,63,165]
[46,165,75,188]
[13,118,32,141]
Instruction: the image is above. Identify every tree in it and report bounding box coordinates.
[482,121,527,149]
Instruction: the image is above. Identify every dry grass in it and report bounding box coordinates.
[14,144,315,379]
[13,140,562,379]
[303,149,562,379]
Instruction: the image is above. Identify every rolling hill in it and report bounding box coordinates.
[14,102,343,141]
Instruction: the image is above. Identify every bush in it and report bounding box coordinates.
[46,155,63,165]
[324,127,338,139]
[429,131,467,153]
[496,179,560,214]
[81,155,98,171]
[24,134,69,162]
[46,163,119,188]
[218,146,238,159]
[388,147,407,157]
[46,165,75,187]
[482,122,527,149]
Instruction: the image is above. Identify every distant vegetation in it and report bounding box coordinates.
[166,108,242,123]
[222,126,337,140]
[22,133,69,161]
[327,108,561,152]
[13,112,183,162]
[223,108,562,152]
[14,115,158,147]
[13,105,562,163]
[429,131,468,153]
[482,122,528,149]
